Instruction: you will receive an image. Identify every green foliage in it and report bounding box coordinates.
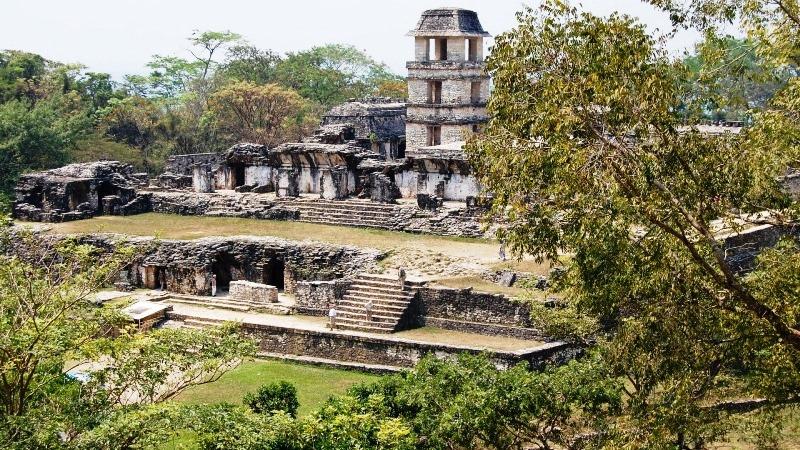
[468,0,800,446]
[680,35,796,121]
[244,381,300,417]
[274,44,403,107]
[0,93,91,193]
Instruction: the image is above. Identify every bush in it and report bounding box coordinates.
[243,381,299,417]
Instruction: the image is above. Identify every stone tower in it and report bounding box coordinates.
[405,7,490,155]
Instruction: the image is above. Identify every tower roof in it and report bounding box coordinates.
[407,7,490,37]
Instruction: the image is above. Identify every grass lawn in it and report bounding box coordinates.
[174,358,381,416]
[34,213,489,250]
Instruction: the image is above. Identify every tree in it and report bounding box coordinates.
[274,44,403,107]
[0,230,256,448]
[680,35,796,121]
[219,44,283,85]
[208,81,318,146]
[467,1,800,447]
[188,30,242,82]
[0,92,91,194]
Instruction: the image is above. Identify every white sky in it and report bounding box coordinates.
[1,0,701,80]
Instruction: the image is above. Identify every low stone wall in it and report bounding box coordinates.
[167,312,574,370]
[294,279,351,315]
[147,191,298,220]
[413,286,541,340]
[230,280,278,304]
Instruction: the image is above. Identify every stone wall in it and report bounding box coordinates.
[147,191,298,220]
[721,224,800,272]
[412,286,541,340]
[165,153,222,176]
[167,312,575,370]
[294,279,351,315]
[36,233,382,296]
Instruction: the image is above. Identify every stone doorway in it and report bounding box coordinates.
[262,259,285,291]
[212,253,240,294]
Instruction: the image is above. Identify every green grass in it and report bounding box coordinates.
[34,212,491,250]
[433,276,537,298]
[174,359,380,416]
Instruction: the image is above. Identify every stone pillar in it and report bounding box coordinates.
[320,167,350,200]
[370,173,400,203]
[192,164,214,193]
[277,168,299,198]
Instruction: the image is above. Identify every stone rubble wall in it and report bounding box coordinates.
[18,233,382,297]
[294,279,351,315]
[412,286,543,340]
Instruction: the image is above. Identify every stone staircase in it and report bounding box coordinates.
[280,199,409,229]
[336,274,417,333]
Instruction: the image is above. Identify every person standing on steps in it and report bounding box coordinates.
[328,304,338,330]
[210,274,218,297]
[499,242,507,262]
[365,299,373,322]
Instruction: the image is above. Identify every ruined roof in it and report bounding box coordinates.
[408,8,490,37]
[321,100,407,143]
[325,101,407,118]
[43,161,134,180]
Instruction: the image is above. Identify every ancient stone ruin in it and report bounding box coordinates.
[12,8,495,238]
[13,161,150,222]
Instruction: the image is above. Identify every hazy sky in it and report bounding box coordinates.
[1,0,701,80]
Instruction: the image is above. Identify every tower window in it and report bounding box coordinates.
[467,38,479,61]
[427,126,441,146]
[470,81,481,103]
[428,80,442,104]
[432,38,447,61]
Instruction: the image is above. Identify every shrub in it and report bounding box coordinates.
[243,381,299,417]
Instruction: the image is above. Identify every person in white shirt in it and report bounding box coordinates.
[328,305,338,330]
[365,299,373,322]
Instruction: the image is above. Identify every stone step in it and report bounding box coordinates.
[336,306,404,318]
[287,200,400,212]
[295,206,398,218]
[334,318,396,333]
[297,219,394,229]
[336,315,399,326]
[299,215,392,225]
[165,296,254,312]
[338,302,408,314]
[348,285,413,297]
[342,294,412,306]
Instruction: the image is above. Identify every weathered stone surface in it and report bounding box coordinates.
[20,232,382,297]
[294,279,350,315]
[13,161,147,222]
[369,173,400,203]
[230,280,279,304]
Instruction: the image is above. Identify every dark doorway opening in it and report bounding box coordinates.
[212,253,239,293]
[262,259,285,291]
[96,182,116,213]
[233,165,246,188]
[67,183,90,210]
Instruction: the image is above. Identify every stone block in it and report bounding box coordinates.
[230,280,279,304]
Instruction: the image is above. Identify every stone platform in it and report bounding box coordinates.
[156,301,574,371]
